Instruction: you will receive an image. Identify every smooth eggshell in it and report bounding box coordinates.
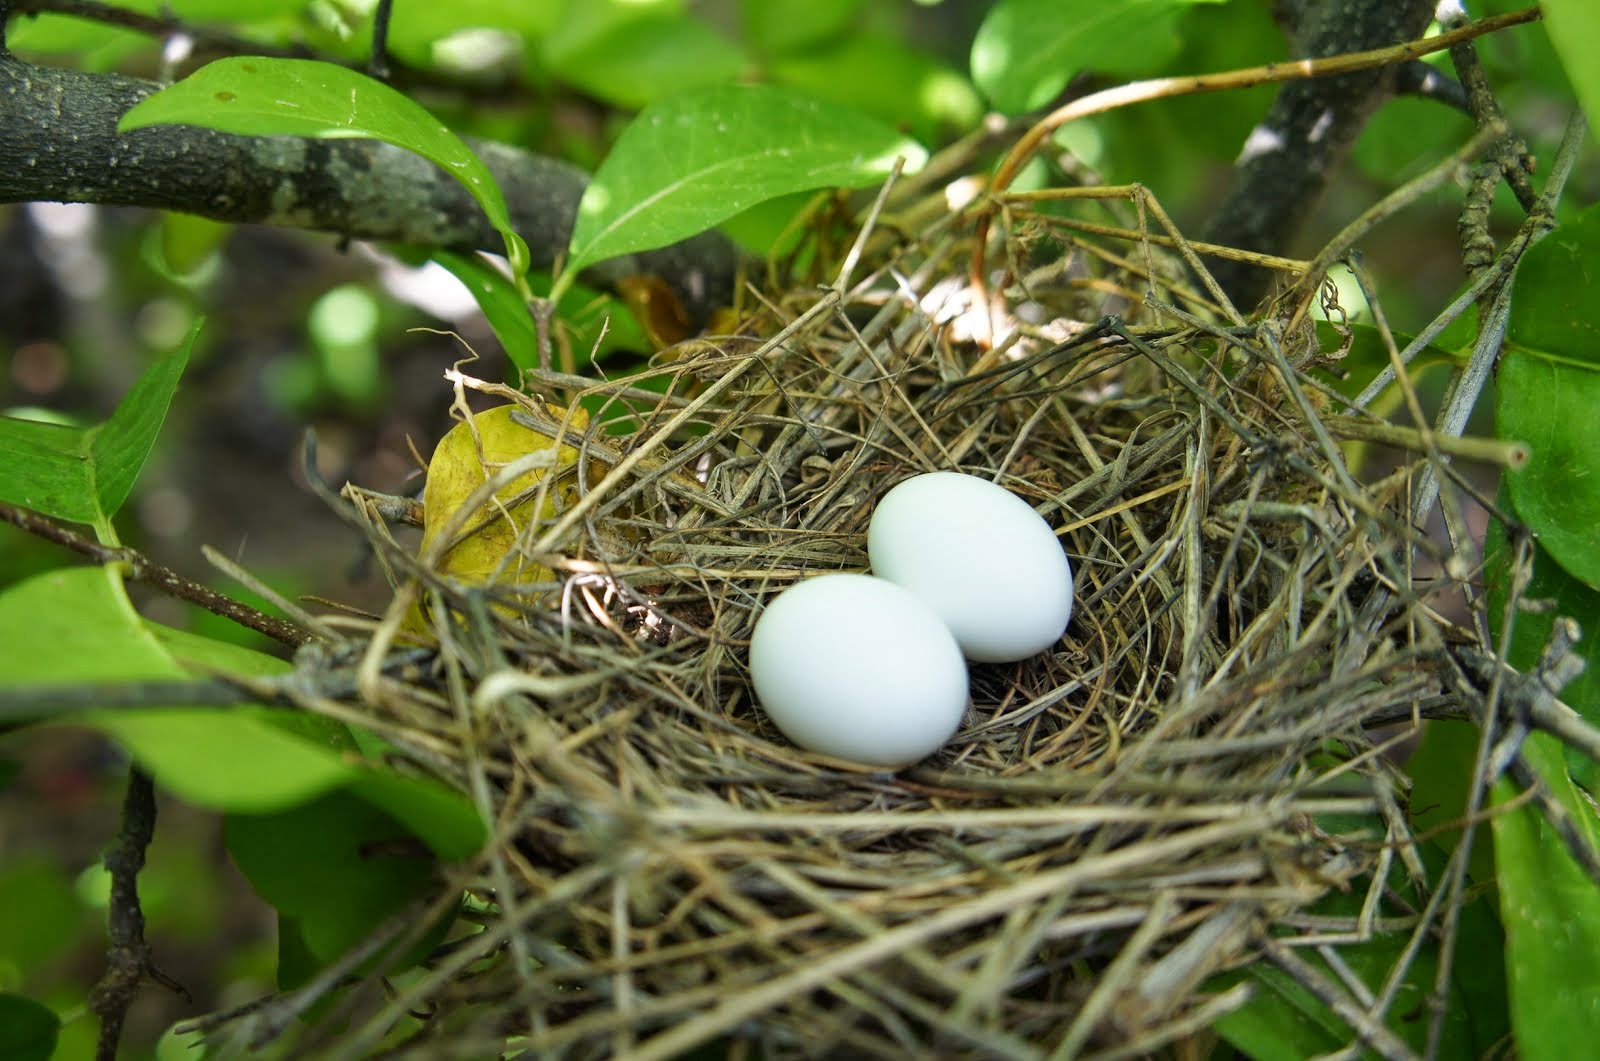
[867,471,1073,663]
[748,574,968,767]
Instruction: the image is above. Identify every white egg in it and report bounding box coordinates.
[867,471,1073,663]
[747,574,968,767]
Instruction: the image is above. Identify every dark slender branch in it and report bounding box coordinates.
[89,768,188,1061]
[9,0,510,99]
[10,0,316,61]
[369,0,393,81]
[1202,0,1437,308]
[0,500,316,646]
[1391,59,1470,113]
[0,53,738,324]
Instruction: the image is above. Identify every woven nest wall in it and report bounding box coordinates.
[273,191,1469,1059]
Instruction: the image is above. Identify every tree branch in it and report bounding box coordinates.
[0,54,738,324]
[89,768,188,1061]
[1202,0,1438,308]
[0,501,317,646]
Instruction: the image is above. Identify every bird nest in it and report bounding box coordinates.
[218,186,1497,1059]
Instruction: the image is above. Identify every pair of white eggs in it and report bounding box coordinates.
[748,471,1075,767]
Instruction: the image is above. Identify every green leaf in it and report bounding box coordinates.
[0,567,355,810]
[0,994,60,1061]
[431,251,542,371]
[567,84,926,276]
[768,31,983,143]
[1505,203,1600,365]
[0,325,194,527]
[1211,963,1348,1059]
[0,417,97,525]
[431,253,649,372]
[544,11,746,110]
[1491,733,1600,1061]
[149,621,293,679]
[0,566,487,837]
[1499,203,1600,588]
[7,15,145,64]
[225,789,455,971]
[972,0,1227,114]
[1539,0,1600,148]
[1498,352,1600,588]
[118,57,528,271]
[740,0,864,55]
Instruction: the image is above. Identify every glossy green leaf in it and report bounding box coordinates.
[1404,720,1496,881]
[6,15,146,63]
[768,31,983,143]
[1504,204,1600,363]
[1539,0,1600,148]
[719,191,818,259]
[1211,963,1348,1059]
[0,994,60,1061]
[118,57,528,270]
[740,0,864,55]
[1498,352,1600,588]
[545,11,746,109]
[149,621,293,679]
[348,770,486,862]
[432,251,542,370]
[1491,733,1600,1061]
[567,84,926,276]
[972,0,1227,114]
[0,325,193,527]
[226,789,453,970]
[1499,204,1600,588]
[431,253,648,372]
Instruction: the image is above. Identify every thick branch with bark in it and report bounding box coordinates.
[1202,0,1437,308]
[0,54,738,323]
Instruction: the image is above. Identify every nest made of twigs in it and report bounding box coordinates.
[232,185,1486,1060]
